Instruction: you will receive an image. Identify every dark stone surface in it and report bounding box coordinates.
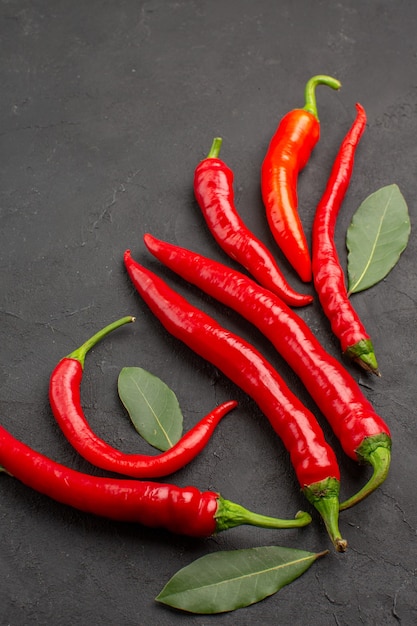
[1,1,416,624]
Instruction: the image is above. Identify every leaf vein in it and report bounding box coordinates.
[169,555,315,595]
[128,374,174,447]
[348,188,393,293]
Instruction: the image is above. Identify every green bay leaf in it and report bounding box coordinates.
[117,366,183,451]
[346,184,410,294]
[155,546,328,614]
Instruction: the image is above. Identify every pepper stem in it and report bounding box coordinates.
[66,316,135,368]
[345,339,380,376]
[215,497,312,531]
[339,440,391,511]
[303,75,342,120]
[303,477,347,552]
[206,137,223,159]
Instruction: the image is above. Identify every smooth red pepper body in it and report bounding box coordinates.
[0,425,311,535]
[49,317,237,478]
[312,103,379,375]
[262,110,317,282]
[261,75,341,282]
[143,234,391,510]
[0,424,218,535]
[50,358,237,478]
[124,249,346,551]
[194,138,312,307]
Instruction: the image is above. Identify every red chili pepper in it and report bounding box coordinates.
[0,425,311,536]
[124,249,346,551]
[261,75,341,282]
[312,103,379,375]
[194,137,312,307]
[143,234,391,511]
[49,316,238,478]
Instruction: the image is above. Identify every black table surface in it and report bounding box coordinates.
[1,2,416,624]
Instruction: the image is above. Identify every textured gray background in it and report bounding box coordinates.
[1,1,416,624]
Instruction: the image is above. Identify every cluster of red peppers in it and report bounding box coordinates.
[0,316,311,537]
[0,75,391,554]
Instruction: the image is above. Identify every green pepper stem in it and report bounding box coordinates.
[339,443,391,511]
[215,497,312,531]
[66,316,135,368]
[206,137,223,159]
[345,339,380,376]
[303,75,342,120]
[303,477,347,552]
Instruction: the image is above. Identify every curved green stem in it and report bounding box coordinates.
[303,477,347,552]
[345,339,380,376]
[215,497,312,531]
[66,316,135,368]
[303,75,342,120]
[339,438,391,511]
[206,137,223,159]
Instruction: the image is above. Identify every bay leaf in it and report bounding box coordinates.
[346,184,410,294]
[118,366,183,451]
[156,546,328,614]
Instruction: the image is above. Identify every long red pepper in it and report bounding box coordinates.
[49,316,237,478]
[261,74,341,282]
[124,249,347,551]
[143,234,391,510]
[194,137,312,307]
[0,425,311,536]
[312,103,379,375]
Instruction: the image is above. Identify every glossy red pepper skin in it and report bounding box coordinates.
[124,249,346,551]
[143,234,391,510]
[50,357,237,478]
[0,425,312,535]
[194,138,312,307]
[261,75,341,283]
[312,103,379,375]
[0,425,217,535]
[262,111,317,282]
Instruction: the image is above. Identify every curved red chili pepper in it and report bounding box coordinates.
[124,249,346,551]
[143,234,391,511]
[312,103,379,375]
[261,75,341,282]
[0,425,311,536]
[194,137,312,307]
[49,316,238,478]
